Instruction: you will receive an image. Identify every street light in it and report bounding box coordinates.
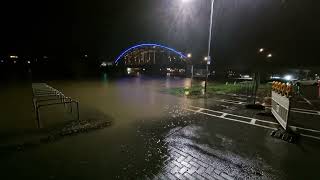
[267,53,273,58]
[187,53,192,58]
[182,0,215,93]
[259,48,264,53]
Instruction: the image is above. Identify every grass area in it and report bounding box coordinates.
[163,82,272,98]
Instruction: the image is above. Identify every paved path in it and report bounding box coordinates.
[150,146,234,180]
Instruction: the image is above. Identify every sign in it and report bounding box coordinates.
[271,91,290,130]
[271,82,292,130]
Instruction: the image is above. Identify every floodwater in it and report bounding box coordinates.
[1,75,320,179]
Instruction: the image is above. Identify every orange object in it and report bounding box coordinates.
[274,82,279,92]
[272,81,276,91]
[286,84,292,97]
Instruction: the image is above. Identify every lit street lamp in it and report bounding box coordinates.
[187,53,192,58]
[182,0,215,93]
[259,48,264,53]
[267,53,273,58]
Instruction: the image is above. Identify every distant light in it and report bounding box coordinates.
[43,56,48,59]
[204,57,209,61]
[0,60,3,63]
[27,61,31,64]
[127,68,132,74]
[10,55,18,59]
[101,62,107,67]
[259,48,264,53]
[84,54,88,58]
[267,53,273,58]
[270,76,281,79]
[283,75,292,81]
[13,60,17,64]
[187,53,192,58]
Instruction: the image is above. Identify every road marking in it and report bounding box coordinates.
[221,105,229,109]
[265,106,320,116]
[290,126,320,134]
[290,110,320,116]
[187,105,320,141]
[217,99,242,105]
[184,108,277,131]
[300,134,320,140]
[303,97,312,105]
[221,113,227,118]
[291,107,320,113]
[190,105,278,125]
[194,105,320,134]
[196,108,203,112]
[217,98,320,116]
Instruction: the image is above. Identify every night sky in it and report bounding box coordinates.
[1,0,319,68]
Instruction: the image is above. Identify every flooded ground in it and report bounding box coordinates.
[1,76,320,179]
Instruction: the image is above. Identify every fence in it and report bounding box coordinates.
[32,83,79,128]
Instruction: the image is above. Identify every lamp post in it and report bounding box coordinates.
[182,0,215,93]
[205,0,215,93]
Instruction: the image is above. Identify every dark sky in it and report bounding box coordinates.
[1,0,319,68]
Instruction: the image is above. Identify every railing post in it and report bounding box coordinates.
[76,102,80,121]
[36,106,41,128]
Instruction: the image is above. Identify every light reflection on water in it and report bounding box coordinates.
[49,76,193,125]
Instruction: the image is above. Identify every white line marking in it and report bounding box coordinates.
[196,108,203,112]
[222,99,244,105]
[303,97,312,105]
[290,126,320,134]
[187,105,320,141]
[300,134,320,140]
[217,99,242,105]
[184,108,277,130]
[218,98,320,116]
[291,107,320,113]
[250,119,256,125]
[190,105,278,125]
[221,113,227,118]
[290,110,320,116]
[221,105,229,108]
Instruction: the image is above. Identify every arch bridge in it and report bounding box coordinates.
[114,43,189,67]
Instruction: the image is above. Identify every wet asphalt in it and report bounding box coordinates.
[1,77,320,179]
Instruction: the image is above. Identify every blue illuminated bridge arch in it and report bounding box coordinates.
[114,43,187,64]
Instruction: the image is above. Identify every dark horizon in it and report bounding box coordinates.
[1,0,320,69]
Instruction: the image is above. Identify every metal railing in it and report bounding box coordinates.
[32,83,79,128]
